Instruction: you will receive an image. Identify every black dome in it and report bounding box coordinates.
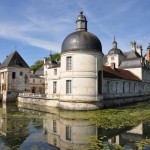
[61,31,102,53]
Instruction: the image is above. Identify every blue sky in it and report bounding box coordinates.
[0,0,150,66]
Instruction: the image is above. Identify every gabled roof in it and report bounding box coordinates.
[0,51,29,68]
[103,66,141,81]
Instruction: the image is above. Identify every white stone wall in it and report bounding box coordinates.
[46,67,60,99]
[125,68,142,80]
[105,54,125,68]
[103,78,150,98]
[60,51,103,102]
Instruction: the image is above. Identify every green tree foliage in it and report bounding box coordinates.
[30,53,60,73]
[31,60,44,73]
[50,53,60,61]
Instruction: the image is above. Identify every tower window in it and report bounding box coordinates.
[66,56,72,70]
[24,74,28,84]
[66,125,71,141]
[20,71,23,76]
[54,69,57,75]
[111,56,114,60]
[53,81,57,93]
[53,120,57,133]
[66,80,72,94]
[12,72,16,79]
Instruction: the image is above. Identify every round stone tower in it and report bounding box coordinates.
[60,11,104,110]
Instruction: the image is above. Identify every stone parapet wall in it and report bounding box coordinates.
[103,94,150,107]
[18,96,59,108]
[18,92,150,110]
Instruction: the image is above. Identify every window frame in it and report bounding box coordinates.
[20,71,23,76]
[66,80,72,94]
[111,56,114,61]
[66,125,71,141]
[53,81,57,94]
[66,56,72,70]
[54,69,57,75]
[53,120,57,133]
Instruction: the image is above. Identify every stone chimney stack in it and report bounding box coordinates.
[130,41,136,51]
[145,43,150,61]
[136,45,143,56]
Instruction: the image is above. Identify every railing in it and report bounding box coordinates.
[19,92,46,98]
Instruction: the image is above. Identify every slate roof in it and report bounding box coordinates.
[35,65,44,76]
[119,50,142,69]
[103,66,141,81]
[123,51,130,58]
[108,48,124,55]
[126,50,141,59]
[0,51,29,68]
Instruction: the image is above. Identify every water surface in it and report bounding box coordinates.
[0,101,149,150]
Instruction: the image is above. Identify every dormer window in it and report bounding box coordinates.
[15,59,19,65]
[111,57,114,61]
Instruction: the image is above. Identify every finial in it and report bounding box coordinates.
[49,50,52,59]
[80,8,83,15]
[114,36,116,42]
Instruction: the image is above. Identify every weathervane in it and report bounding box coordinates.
[80,8,83,15]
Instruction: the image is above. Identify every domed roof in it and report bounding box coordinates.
[61,31,102,53]
[61,11,102,53]
[108,37,123,55]
[108,48,123,55]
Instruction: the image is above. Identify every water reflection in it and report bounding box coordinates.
[0,103,149,149]
[18,103,97,150]
[111,123,150,149]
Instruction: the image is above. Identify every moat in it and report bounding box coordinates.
[0,101,150,150]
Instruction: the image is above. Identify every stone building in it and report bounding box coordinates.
[42,11,150,110]
[0,51,30,101]
[30,66,45,94]
[44,10,103,110]
[18,11,150,110]
[103,39,150,106]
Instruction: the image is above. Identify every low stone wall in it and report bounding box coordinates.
[18,92,150,110]
[103,94,150,107]
[18,96,59,108]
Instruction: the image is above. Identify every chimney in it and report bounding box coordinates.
[136,45,142,56]
[145,43,150,61]
[130,41,136,51]
[111,63,115,69]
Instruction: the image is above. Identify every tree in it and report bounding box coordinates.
[50,53,60,61]
[31,60,44,73]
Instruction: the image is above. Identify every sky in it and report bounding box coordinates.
[0,0,150,66]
